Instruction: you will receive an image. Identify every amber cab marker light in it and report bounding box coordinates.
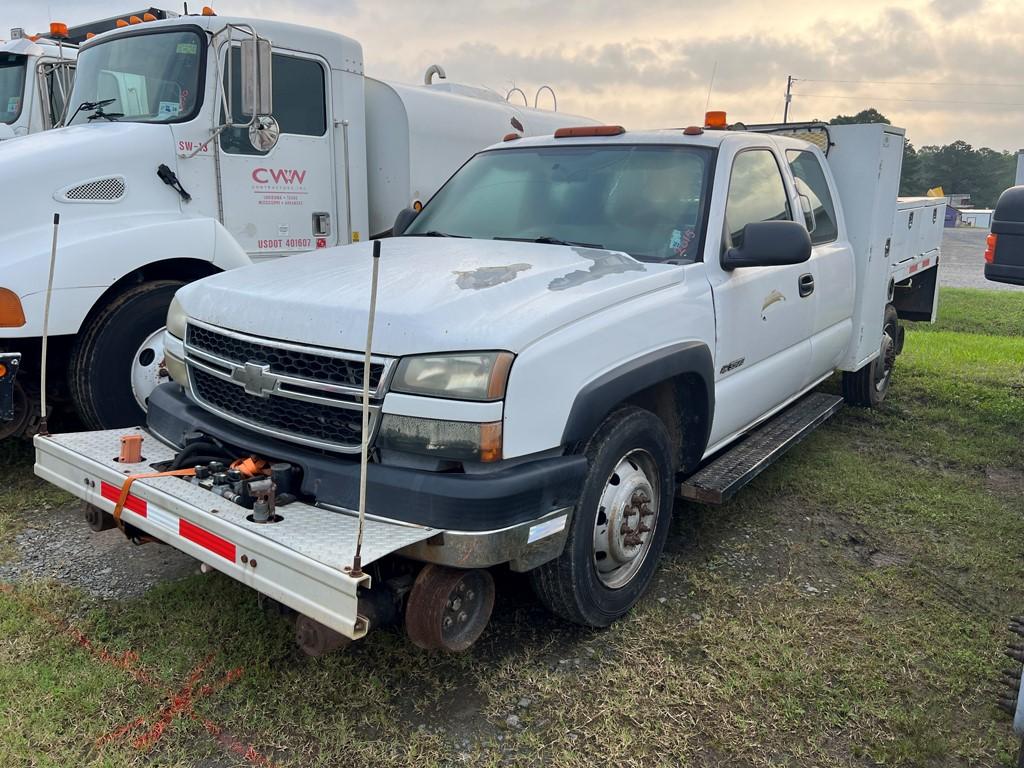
[683,125,704,136]
[554,125,625,139]
[129,15,142,24]
[115,19,129,27]
[705,111,728,129]
[984,233,997,264]
[0,288,26,328]
[49,22,68,38]
[143,12,157,21]
[85,32,96,39]
[202,6,217,16]
[503,132,521,142]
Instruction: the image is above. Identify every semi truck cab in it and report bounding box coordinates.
[0,32,76,140]
[0,11,591,440]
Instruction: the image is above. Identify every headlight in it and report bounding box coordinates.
[392,351,514,401]
[166,295,187,339]
[377,414,502,462]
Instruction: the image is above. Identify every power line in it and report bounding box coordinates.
[796,93,1024,107]
[796,77,1024,88]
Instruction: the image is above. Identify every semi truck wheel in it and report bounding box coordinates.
[530,406,674,627]
[842,304,899,408]
[69,280,184,430]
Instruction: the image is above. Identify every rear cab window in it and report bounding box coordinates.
[786,149,839,245]
[724,148,792,249]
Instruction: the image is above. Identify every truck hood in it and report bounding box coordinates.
[0,122,180,243]
[176,238,683,355]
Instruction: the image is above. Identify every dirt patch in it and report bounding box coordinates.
[0,501,198,599]
[985,466,1024,500]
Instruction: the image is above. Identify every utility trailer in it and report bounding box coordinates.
[35,117,943,654]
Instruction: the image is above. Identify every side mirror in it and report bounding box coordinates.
[392,207,419,237]
[241,37,273,118]
[722,220,811,270]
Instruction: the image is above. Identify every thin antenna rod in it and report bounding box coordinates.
[39,213,60,436]
[704,60,718,114]
[350,239,382,577]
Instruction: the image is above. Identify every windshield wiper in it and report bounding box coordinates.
[411,230,468,238]
[66,98,117,125]
[495,235,605,249]
[86,106,123,122]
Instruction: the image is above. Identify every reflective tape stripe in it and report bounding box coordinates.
[146,505,178,535]
[100,481,147,517]
[179,519,236,562]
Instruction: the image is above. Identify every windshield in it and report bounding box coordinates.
[68,29,204,124]
[0,54,27,125]
[406,144,713,262]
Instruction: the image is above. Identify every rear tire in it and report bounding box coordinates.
[842,304,899,408]
[530,406,675,627]
[69,280,184,430]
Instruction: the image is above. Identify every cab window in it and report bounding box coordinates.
[221,50,327,155]
[786,149,839,245]
[725,149,791,249]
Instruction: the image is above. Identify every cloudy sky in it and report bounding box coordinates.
[9,0,1023,151]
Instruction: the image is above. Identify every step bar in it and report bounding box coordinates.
[679,392,844,505]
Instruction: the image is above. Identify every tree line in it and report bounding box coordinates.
[828,108,1017,208]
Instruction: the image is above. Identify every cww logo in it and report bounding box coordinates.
[251,168,307,184]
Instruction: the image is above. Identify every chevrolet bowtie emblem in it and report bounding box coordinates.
[231,361,277,397]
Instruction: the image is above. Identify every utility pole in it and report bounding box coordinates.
[783,75,794,124]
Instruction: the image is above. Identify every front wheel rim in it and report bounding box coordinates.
[130,327,169,412]
[593,449,661,590]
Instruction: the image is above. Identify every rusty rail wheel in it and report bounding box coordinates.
[295,614,351,657]
[404,564,495,652]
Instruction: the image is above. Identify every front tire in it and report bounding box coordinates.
[842,304,899,408]
[69,280,184,430]
[530,406,675,627]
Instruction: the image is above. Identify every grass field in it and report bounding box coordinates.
[1,287,1022,767]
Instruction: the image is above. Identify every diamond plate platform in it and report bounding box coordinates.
[36,428,435,569]
[679,392,844,505]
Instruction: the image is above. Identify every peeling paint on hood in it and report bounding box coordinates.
[175,237,684,357]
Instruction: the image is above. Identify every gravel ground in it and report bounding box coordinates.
[0,501,199,599]
[940,227,1024,291]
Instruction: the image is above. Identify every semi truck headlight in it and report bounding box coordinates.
[377,414,502,462]
[164,331,187,385]
[392,352,514,401]
[167,295,187,339]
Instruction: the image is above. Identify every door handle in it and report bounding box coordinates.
[798,273,815,298]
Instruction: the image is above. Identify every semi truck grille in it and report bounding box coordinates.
[190,368,367,449]
[187,324,385,391]
[183,323,392,453]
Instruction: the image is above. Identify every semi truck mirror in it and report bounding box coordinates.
[241,37,273,118]
[249,115,280,152]
[722,221,811,270]
[392,207,419,237]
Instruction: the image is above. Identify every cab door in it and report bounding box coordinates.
[217,48,337,260]
[785,147,855,378]
[705,145,815,448]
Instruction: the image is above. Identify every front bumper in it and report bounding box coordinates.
[0,352,20,422]
[147,383,587,532]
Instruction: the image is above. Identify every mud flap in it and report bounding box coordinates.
[0,353,20,422]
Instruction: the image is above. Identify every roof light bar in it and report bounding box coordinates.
[553,125,626,139]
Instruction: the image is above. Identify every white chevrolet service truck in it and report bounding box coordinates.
[34,118,943,654]
[0,10,591,440]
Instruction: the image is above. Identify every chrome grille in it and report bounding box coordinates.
[183,322,392,453]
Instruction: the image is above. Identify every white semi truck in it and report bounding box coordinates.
[0,10,592,439]
[34,117,944,654]
[0,31,77,140]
